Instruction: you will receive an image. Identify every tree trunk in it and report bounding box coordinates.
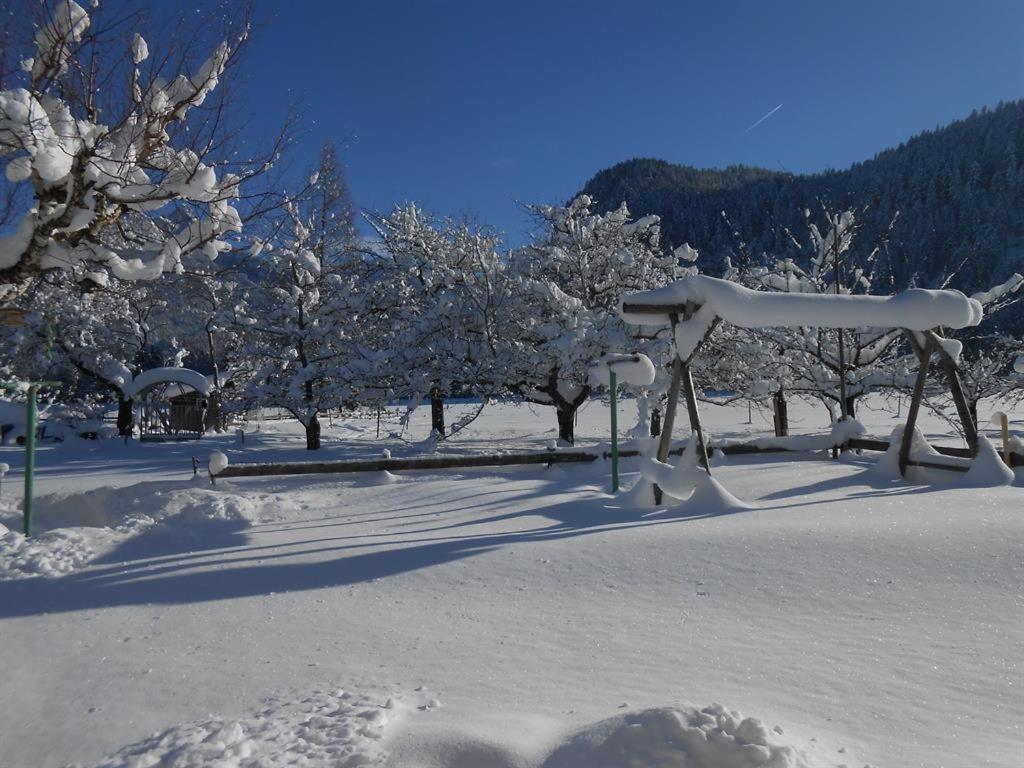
[772,390,789,437]
[844,393,857,420]
[305,415,321,451]
[556,403,576,444]
[205,391,224,433]
[116,396,134,437]
[650,407,662,438]
[430,387,445,439]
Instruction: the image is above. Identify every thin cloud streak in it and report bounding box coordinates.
[744,103,784,134]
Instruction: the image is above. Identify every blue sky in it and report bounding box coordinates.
[224,1,1023,243]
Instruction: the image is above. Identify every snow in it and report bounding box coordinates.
[0,396,1019,767]
[588,353,656,388]
[0,210,37,270]
[622,276,984,359]
[91,688,400,768]
[130,33,148,65]
[963,435,1015,487]
[1015,354,1024,374]
[718,418,866,453]
[544,704,805,768]
[208,450,229,477]
[123,367,211,398]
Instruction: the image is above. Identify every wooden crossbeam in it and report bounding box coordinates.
[621,302,695,316]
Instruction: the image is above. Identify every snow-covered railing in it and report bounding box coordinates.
[209,437,1023,482]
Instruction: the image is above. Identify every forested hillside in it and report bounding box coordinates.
[581,101,1024,329]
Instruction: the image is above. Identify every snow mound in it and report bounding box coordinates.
[86,689,400,768]
[636,437,753,513]
[0,522,94,578]
[871,425,945,479]
[542,704,808,768]
[0,483,296,579]
[963,435,1015,487]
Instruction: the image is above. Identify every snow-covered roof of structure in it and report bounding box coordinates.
[123,367,211,399]
[621,275,984,332]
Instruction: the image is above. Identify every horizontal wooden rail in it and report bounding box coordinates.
[216,437,1021,479]
[217,450,598,478]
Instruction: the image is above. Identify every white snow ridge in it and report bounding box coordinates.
[543,704,814,768]
[82,689,399,768]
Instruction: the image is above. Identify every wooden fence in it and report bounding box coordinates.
[215,437,1023,479]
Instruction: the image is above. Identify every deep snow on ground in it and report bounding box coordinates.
[0,396,1020,767]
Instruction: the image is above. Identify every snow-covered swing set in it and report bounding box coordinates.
[621,275,986,501]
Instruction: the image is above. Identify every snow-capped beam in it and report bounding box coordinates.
[621,275,984,332]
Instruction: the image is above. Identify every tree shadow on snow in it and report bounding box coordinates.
[0,476,738,618]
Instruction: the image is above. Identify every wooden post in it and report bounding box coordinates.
[992,411,1012,467]
[681,364,711,473]
[923,330,978,456]
[899,332,934,478]
[653,353,684,505]
[679,302,711,474]
[772,389,788,437]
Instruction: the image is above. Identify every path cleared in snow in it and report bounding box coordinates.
[0,398,1020,767]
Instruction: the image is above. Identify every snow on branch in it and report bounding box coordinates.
[0,0,251,299]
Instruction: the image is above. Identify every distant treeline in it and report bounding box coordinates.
[581,100,1024,333]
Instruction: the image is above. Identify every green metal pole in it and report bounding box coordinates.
[610,370,619,492]
[23,384,37,536]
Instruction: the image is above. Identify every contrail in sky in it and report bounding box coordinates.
[744,103,784,133]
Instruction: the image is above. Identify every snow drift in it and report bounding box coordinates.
[542,704,808,768]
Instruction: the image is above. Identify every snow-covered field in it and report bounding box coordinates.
[0,396,1021,768]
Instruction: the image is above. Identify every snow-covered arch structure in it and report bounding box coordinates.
[124,368,213,440]
[622,276,984,492]
[123,367,211,400]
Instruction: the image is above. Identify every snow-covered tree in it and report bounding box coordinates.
[235,145,359,449]
[505,196,678,443]
[363,205,512,439]
[1,271,186,434]
[0,1,269,302]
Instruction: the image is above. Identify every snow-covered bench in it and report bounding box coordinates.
[621,276,984,487]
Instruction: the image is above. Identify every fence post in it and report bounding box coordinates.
[609,370,619,492]
[23,384,37,536]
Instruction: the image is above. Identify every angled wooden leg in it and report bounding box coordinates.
[681,362,711,474]
[654,354,684,504]
[900,332,934,478]
[923,330,978,456]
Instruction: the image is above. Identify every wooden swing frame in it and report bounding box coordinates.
[620,299,980,502]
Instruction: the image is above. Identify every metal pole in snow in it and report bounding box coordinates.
[610,370,619,493]
[23,384,37,536]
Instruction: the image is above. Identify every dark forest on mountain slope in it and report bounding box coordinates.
[581,100,1024,332]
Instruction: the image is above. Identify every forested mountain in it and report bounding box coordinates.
[580,100,1024,330]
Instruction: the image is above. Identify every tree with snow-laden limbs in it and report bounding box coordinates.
[362,205,513,440]
[0,0,281,303]
[0,270,189,434]
[234,144,360,450]
[505,196,679,443]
